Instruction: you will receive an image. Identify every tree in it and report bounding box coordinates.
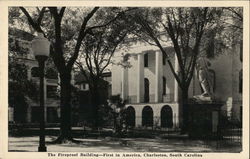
[126,7,225,133]
[221,7,243,46]
[107,95,127,136]
[13,7,125,143]
[75,9,131,128]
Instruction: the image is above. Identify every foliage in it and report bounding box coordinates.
[8,58,39,122]
[97,102,114,128]
[45,67,58,79]
[123,7,243,91]
[127,8,224,89]
[123,7,243,133]
[8,32,39,107]
[10,6,128,141]
[200,7,243,58]
[222,7,243,44]
[107,95,127,136]
[73,8,134,129]
[75,8,134,86]
[9,6,243,135]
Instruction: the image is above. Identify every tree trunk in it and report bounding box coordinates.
[53,72,73,143]
[180,86,189,134]
[90,82,101,130]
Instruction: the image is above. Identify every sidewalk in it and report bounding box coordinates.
[9,136,242,152]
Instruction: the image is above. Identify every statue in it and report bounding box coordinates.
[194,57,214,101]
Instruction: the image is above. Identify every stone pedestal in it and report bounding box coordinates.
[188,102,223,139]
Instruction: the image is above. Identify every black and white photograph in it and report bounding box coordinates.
[0,1,249,159]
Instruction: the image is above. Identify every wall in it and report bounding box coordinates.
[112,48,177,104]
[9,35,60,123]
[162,55,176,102]
[126,103,179,128]
[111,41,242,122]
[190,44,242,120]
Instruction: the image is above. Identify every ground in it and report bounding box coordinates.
[9,136,241,152]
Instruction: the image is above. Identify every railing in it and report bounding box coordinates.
[9,110,242,148]
[219,115,242,143]
[131,116,179,131]
[198,111,242,150]
[127,93,174,104]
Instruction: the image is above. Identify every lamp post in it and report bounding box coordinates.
[32,32,50,152]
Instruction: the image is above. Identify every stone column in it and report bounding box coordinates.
[174,55,181,128]
[154,107,161,127]
[155,51,163,102]
[121,67,128,100]
[174,54,180,102]
[27,67,32,80]
[137,53,144,103]
[135,107,142,127]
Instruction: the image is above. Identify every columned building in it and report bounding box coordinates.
[111,42,242,129]
[112,44,182,129]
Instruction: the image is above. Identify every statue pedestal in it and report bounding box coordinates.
[188,102,223,139]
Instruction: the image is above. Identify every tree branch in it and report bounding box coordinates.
[47,7,70,73]
[75,60,90,83]
[59,7,66,18]
[226,7,243,22]
[67,7,99,70]
[37,7,47,26]
[19,7,44,34]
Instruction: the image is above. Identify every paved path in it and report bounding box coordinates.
[9,136,241,152]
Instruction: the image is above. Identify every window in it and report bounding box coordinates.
[82,83,86,89]
[47,85,58,98]
[144,53,148,67]
[126,106,135,127]
[31,107,40,123]
[142,106,153,127]
[144,78,149,103]
[45,68,58,79]
[161,105,173,128]
[31,67,40,77]
[163,77,166,95]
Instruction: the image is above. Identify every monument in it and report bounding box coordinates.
[188,57,223,139]
[193,57,214,102]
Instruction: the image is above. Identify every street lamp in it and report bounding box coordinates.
[32,32,50,152]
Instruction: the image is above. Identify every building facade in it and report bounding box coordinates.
[8,28,70,124]
[111,42,243,129]
[8,28,242,128]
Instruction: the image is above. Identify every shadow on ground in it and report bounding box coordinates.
[8,135,242,152]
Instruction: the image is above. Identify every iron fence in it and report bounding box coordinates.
[9,110,242,147]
